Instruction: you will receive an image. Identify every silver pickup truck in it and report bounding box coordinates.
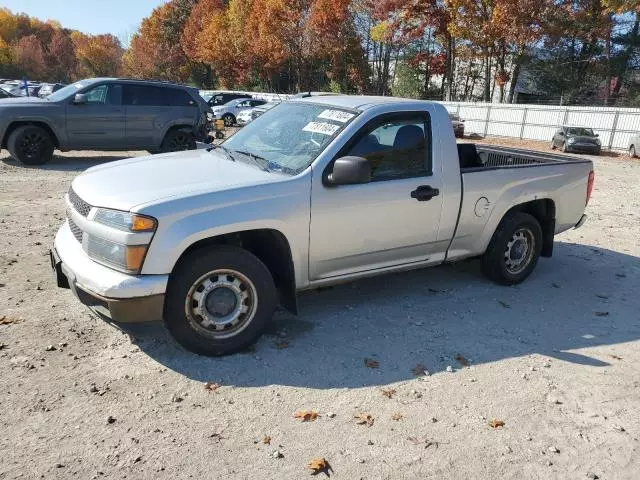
[51,96,594,356]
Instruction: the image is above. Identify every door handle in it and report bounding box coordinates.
[410,185,440,201]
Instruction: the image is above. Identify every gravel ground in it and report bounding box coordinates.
[1,141,639,480]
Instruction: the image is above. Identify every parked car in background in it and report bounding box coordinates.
[449,113,465,138]
[237,101,281,126]
[212,98,267,126]
[0,88,17,99]
[207,91,252,107]
[38,83,67,98]
[251,101,280,120]
[0,78,212,165]
[551,126,601,155]
[52,96,594,356]
[628,133,639,158]
[1,82,42,97]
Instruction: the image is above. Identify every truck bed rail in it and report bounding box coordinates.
[459,144,591,172]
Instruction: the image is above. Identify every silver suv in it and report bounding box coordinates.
[0,78,212,165]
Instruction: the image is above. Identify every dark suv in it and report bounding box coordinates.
[0,78,212,165]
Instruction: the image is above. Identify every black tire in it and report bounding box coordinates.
[562,142,569,153]
[164,245,277,356]
[7,125,54,165]
[215,131,225,139]
[630,145,637,158]
[550,140,556,150]
[160,129,196,153]
[481,212,543,286]
[222,113,235,127]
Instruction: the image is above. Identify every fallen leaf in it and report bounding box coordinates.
[498,300,511,309]
[364,358,379,369]
[381,388,396,399]
[0,316,19,325]
[488,418,505,428]
[407,436,439,449]
[595,294,609,299]
[595,312,609,317]
[273,341,290,350]
[307,457,330,475]
[204,382,221,392]
[454,354,470,367]
[0,343,7,350]
[411,363,427,376]
[609,354,623,360]
[391,413,404,421]
[354,413,374,426]
[551,282,561,288]
[262,435,271,445]
[294,410,318,422]
[615,273,626,278]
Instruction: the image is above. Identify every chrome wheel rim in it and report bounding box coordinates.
[223,115,234,126]
[504,228,535,275]
[185,269,258,339]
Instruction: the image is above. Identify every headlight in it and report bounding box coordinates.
[567,137,576,144]
[86,236,148,274]
[93,208,157,232]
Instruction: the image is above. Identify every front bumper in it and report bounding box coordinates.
[565,144,600,154]
[52,223,168,323]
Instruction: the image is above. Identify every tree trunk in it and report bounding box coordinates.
[507,47,524,104]
[483,52,491,102]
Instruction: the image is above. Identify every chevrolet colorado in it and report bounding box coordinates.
[51,96,594,355]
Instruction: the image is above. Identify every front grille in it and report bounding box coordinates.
[68,187,92,217]
[68,217,83,243]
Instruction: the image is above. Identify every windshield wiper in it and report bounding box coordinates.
[233,150,270,172]
[208,144,237,162]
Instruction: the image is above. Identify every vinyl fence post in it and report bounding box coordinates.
[562,107,569,127]
[519,108,528,139]
[483,105,492,138]
[609,110,620,151]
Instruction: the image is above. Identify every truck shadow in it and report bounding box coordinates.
[125,241,640,389]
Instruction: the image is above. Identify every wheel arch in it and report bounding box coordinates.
[500,199,556,257]
[2,121,60,149]
[171,228,297,314]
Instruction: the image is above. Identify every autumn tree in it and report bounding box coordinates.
[13,34,46,79]
[47,29,76,82]
[73,32,123,78]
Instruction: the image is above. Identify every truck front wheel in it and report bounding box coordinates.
[164,245,277,356]
[481,212,543,285]
[7,125,55,165]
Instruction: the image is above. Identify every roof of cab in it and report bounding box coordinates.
[294,95,434,111]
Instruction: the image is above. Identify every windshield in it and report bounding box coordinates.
[47,81,87,102]
[221,102,357,175]
[567,127,595,137]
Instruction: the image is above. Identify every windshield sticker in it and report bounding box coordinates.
[303,121,340,136]
[73,82,84,89]
[317,109,355,123]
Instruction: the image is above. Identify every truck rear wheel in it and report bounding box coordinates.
[164,245,277,356]
[7,125,55,165]
[481,212,543,285]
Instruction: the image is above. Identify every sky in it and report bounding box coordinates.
[2,0,167,44]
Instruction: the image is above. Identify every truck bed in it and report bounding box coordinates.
[458,144,592,171]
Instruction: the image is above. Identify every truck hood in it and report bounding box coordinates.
[72,149,286,211]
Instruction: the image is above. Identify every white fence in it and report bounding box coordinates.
[440,101,640,151]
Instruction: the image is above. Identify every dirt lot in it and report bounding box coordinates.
[1,141,639,480]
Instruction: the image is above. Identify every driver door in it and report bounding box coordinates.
[65,83,125,149]
[309,111,445,280]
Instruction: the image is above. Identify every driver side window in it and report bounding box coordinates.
[83,84,109,105]
[345,113,431,180]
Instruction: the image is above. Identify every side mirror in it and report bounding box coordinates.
[73,93,88,104]
[595,133,599,137]
[461,119,465,123]
[326,156,371,186]
[558,131,564,136]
